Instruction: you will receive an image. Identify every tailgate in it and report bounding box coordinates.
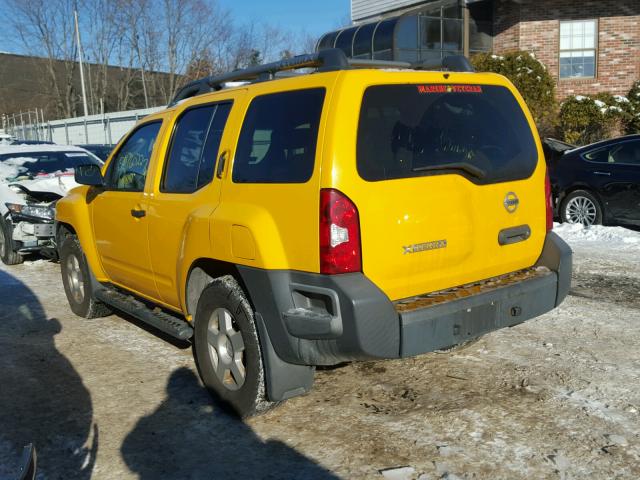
[350,83,546,301]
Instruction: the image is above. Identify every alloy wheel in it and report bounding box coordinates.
[565,196,598,226]
[207,308,246,391]
[65,253,85,304]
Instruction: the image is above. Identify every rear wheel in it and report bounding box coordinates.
[0,217,23,265]
[193,276,275,417]
[561,190,602,226]
[60,235,111,318]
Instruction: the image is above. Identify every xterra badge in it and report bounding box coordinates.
[504,192,519,213]
[403,240,447,255]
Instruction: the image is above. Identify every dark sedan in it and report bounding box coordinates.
[547,134,640,227]
[76,144,115,161]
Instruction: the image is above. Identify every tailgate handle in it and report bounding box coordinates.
[498,225,531,246]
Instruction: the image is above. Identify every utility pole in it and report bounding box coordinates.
[74,9,89,118]
[135,34,150,109]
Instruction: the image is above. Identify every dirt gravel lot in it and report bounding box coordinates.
[1,227,639,479]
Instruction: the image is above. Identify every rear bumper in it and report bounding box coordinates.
[238,231,572,366]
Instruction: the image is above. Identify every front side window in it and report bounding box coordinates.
[108,122,162,191]
[162,102,232,193]
[357,84,538,184]
[233,89,325,184]
[560,20,597,79]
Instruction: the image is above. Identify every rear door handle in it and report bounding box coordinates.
[216,151,227,179]
[498,225,531,246]
[593,171,611,176]
[131,209,146,218]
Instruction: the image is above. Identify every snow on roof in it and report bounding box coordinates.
[0,144,91,155]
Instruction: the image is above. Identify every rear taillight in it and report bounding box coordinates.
[545,170,553,231]
[320,189,362,274]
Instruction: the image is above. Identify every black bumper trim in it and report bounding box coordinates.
[399,271,556,357]
[238,232,572,366]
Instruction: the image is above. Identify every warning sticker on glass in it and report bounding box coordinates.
[417,85,483,94]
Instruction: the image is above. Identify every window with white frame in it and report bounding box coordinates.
[560,20,597,78]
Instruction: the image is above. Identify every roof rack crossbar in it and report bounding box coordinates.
[169,49,349,106]
[169,49,475,106]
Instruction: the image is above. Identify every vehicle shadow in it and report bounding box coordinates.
[0,269,97,479]
[121,367,339,480]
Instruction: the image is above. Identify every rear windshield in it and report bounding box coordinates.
[357,85,538,184]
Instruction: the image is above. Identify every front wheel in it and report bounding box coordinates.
[59,235,111,318]
[561,190,603,226]
[193,276,275,417]
[0,217,23,265]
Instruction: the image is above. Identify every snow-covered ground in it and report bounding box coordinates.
[0,224,639,479]
[555,222,640,251]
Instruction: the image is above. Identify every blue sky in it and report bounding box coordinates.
[0,0,350,55]
[218,0,350,36]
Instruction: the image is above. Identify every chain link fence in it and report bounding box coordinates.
[2,107,163,145]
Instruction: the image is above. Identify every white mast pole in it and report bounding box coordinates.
[74,9,89,118]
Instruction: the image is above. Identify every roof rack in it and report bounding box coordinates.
[169,48,474,106]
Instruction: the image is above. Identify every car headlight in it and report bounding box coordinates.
[5,203,55,221]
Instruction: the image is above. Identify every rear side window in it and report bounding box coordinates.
[233,88,325,183]
[585,140,640,166]
[357,85,538,184]
[163,102,232,193]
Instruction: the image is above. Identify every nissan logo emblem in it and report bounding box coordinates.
[504,192,519,213]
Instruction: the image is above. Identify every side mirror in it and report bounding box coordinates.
[74,164,104,187]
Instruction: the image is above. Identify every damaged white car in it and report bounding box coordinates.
[0,145,102,264]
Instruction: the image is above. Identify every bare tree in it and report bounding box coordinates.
[6,0,80,118]
[3,0,329,116]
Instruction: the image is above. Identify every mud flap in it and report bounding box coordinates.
[254,312,315,402]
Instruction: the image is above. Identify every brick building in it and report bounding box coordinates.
[318,0,640,98]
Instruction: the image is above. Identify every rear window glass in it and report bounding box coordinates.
[233,88,325,184]
[357,85,538,184]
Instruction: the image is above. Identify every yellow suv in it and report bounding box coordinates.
[56,49,572,416]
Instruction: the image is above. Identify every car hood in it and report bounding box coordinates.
[1,172,79,207]
[10,172,78,198]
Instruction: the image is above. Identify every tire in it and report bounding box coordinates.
[59,235,111,318]
[192,275,275,418]
[560,190,603,226]
[0,217,23,265]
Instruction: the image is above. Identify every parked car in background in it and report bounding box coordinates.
[0,144,102,264]
[77,144,116,161]
[543,138,575,168]
[9,140,56,146]
[548,134,640,227]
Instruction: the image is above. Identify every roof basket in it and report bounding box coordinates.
[169,49,474,106]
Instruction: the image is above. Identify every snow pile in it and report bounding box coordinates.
[0,156,38,180]
[554,223,640,249]
[0,144,88,155]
